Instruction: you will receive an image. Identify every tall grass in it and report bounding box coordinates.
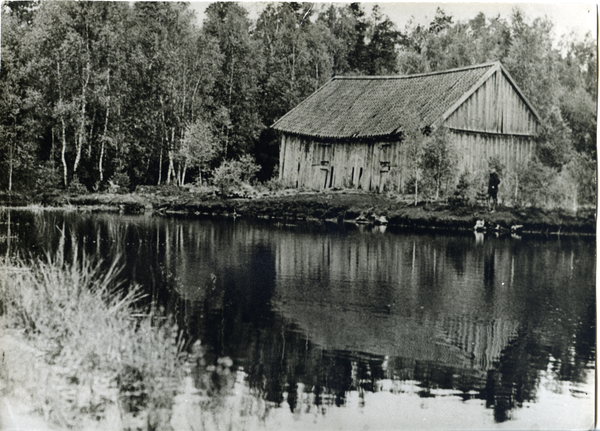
[0,253,186,430]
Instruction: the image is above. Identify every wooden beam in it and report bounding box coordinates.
[445,126,536,138]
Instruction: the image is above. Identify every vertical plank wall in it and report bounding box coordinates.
[279,134,408,191]
[444,69,538,135]
[280,130,535,192]
[279,70,539,191]
[450,131,535,174]
[443,69,537,175]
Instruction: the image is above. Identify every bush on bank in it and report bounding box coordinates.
[0,253,186,430]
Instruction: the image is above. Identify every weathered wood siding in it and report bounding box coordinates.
[443,69,537,175]
[279,69,539,190]
[449,130,535,174]
[445,69,538,136]
[279,134,407,192]
[280,130,535,191]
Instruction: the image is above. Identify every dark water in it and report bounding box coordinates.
[1,209,595,430]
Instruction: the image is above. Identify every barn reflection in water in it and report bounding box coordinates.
[4,211,595,426]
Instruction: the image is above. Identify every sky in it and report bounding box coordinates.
[188,2,597,43]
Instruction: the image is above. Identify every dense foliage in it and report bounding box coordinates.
[1,2,596,208]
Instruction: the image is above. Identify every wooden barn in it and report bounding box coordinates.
[272,61,541,192]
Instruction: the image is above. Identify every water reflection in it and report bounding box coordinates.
[1,210,595,428]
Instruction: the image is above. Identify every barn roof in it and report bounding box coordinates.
[272,61,540,139]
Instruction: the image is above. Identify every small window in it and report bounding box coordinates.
[313,143,331,166]
[380,144,391,162]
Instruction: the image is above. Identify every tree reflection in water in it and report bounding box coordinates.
[2,210,595,428]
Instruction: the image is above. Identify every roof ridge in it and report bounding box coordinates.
[271,60,541,139]
[334,61,500,81]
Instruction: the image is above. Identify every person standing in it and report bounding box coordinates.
[488,167,500,212]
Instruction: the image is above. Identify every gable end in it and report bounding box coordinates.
[443,65,539,136]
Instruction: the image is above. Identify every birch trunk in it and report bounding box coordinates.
[61,117,68,187]
[74,72,90,173]
[166,150,173,184]
[74,96,86,174]
[99,74,110,182]
[181,160,187,185]
[157,146,163,185]
[8,124,14,192]
[225,56,235,157]
[414,168,418,206]
[74,36,92,174]
[167,150,174,184]
[88,108,95,157]
[166,128,175,184]
[56,62,68,187]
[99,103,109,182]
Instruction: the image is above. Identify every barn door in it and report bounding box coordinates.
[314,143,332,190]
[320,167,329,189]
[379,171,388,192]
[379,143,391,192]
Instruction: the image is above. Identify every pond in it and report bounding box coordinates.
[1,209,595,430]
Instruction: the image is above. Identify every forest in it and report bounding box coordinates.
[0,1,596,208]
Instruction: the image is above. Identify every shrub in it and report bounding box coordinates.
[212,155,261,196]
[404,175,417,195]
[108,171,130,193]
[404,175,436,202]
[515,157,594,210]
[497,166,521,208]
[35,161,62,194]
[237,154,261,183]
[448,170,474,208]
[516,159,555,208]
[564,153,597,208]
[67,175,88,195]
[264,176,288,192]
[419,128,457,200]
[212,160,241,196]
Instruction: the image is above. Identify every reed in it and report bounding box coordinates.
[0,254,186,430]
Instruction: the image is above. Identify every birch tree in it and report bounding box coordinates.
[203,2,262,158]
[419,128,457,200]
[402,128,425,206]
[179,119,220,185]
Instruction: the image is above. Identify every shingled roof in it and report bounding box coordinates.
[272,61,538,139]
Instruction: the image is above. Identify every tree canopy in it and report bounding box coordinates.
[0,2,596,193]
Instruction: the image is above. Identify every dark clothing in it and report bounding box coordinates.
[488,172,500,197]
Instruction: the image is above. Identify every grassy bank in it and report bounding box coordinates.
[1,186,595,234]
[0,254,186,430]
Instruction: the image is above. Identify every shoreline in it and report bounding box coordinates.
[0,188,595,236]
[0,190,595,431]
